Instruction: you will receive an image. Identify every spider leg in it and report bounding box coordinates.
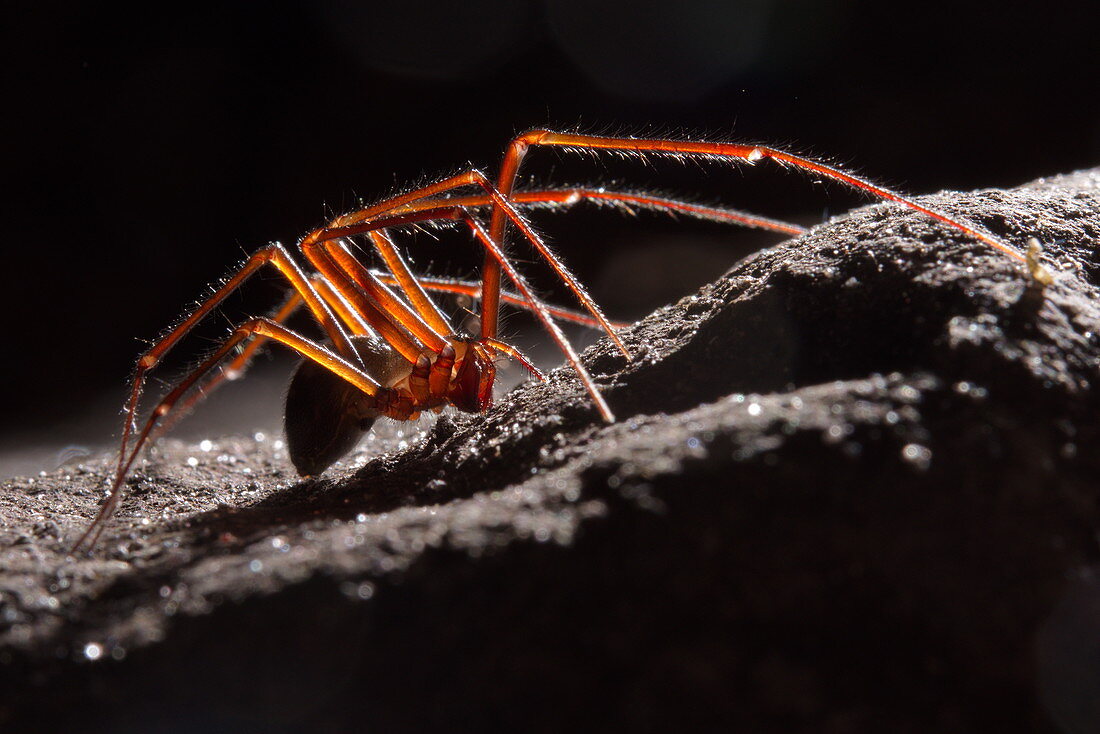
[73,318,382,552]
[320,205,615,422]
[428,344,456,403]
[146,286,305,443]
[371,271,630,330]
[306,170,630,360]
[363,229,453,337]
[149,275,374,443]
[482,131,1038,317]
[378,184,805,332]
[162,268,617,448]
[300,232,450,365]
[313,275,376,337]
[110,245,363,508]
[482,337,546,382]
[391,187,808,237]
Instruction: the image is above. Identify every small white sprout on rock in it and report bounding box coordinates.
[1026,238,1055,287]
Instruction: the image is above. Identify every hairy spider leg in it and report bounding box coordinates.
[72,318,381,552]
[303,170,630,359]
[147,275,378,443]
[394,188,808,237]
[372,272,630,329]
[150,183,746,457]
[319,203,614,421]
[310,234,546,384]
[157,267,613,444]
[363,229,453,337]
[155,178,789,445]
[303,178,809,376]
[481,337,545,381]
[362,180,811,331]
[155,186,674,448]
[481,130,1040,333]
[301,238,437,364]
[106,244,364,510]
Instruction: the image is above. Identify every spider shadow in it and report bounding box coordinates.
[172,431,456,543]
[168,396,600,547]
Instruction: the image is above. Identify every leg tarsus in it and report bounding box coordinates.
[74,318,383,553]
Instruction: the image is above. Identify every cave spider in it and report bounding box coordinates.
[71,129,1051,552]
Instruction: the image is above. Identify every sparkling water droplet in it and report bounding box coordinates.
[901,443,932,471]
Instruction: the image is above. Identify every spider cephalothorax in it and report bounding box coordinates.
[285,336,497,476]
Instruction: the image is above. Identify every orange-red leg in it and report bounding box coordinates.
[108,244,362,511]
[298,238,433,364]
[361,185,804,338]
[310,200,615,419]
[372,271,630,330]
[482,337,546,382]
[458,209,614,421]
[482,131,1037,327]
[160,269,609,447]
[313,203,615,420]
[73,318,383,552]
[304,170,630,359]
[391,187,808,237]
[302,235,448,363]
[364,230,454,337]
[148,274,376,443]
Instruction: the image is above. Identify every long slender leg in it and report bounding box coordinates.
[165,268,620,447]
[314,276,376,338]
[372,272,630,329]
[111,244,362,501]
[388,187,808,237]
[303,236,449,361]
[483,131,1041,326]
[303,170,630,358]
[74,318,382,552]
[317,202,626,417]
[482,337,545,382]
[365,230,453,335]
[147,287,306,443]
[362,186,804,337]
[320,184,805,342]
[149,274,376,443]
[298,239,432,364]
[319,206,616,422]
[461,208,613,420]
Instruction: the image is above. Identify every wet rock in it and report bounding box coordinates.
[2,169,1099,733]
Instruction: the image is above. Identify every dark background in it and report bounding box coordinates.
[2,0,1098,474]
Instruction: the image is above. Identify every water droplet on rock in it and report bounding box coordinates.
[901,443,932,471]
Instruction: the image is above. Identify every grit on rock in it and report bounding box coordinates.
[2,170,1099,733]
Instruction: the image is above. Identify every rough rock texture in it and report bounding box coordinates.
[2,170,1100,733]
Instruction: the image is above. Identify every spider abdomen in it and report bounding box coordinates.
[285,335,407,477]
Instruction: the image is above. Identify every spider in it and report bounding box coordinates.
[71,130,1052,552]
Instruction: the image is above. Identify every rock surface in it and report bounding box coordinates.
[2,170,1100,733]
